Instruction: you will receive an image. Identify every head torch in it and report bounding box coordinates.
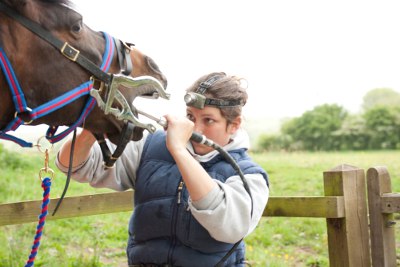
[184,74,244,109]
[184,92,207,109]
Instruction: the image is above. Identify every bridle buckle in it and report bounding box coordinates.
[61,42,80,62]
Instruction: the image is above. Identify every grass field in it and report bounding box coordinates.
[0,148,399,266]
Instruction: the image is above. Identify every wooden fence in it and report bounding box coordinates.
[0,164,398,266]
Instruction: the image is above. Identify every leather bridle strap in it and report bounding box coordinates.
[114,39,133,76]
[94,122,135,168]
[0,1,111,84]
[52,128,77,216]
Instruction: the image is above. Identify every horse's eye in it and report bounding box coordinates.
[71,22,82,33]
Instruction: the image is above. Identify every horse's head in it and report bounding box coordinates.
[0,0,168,145]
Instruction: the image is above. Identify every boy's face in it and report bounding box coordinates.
[186,106,240,155]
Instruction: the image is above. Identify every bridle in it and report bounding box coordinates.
[0,1,168,162]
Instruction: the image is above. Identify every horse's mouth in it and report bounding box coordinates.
[101,96,155,145]
[106,120,145,145]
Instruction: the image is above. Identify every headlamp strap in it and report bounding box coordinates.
[204,98,243,107]
[196,75,223,95]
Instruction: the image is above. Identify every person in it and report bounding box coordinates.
[56,72,269,267]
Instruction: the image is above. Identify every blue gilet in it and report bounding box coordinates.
[127,131,268,266]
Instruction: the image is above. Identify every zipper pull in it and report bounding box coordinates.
[177,181,184,204]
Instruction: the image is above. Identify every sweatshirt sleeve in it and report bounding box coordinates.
[188,173,269,243]
[55,136,147,191]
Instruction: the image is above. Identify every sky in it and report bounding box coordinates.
[73,0,400,120]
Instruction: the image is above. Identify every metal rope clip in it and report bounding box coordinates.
[36,136,55,181]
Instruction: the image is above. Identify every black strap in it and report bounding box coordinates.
[196,75,223,95]
[204,98,243,107]
[95,122,136,168]
[123,42,134,75]
[0,2,111,84]
[114,39,133,75]
[52,129,77,216]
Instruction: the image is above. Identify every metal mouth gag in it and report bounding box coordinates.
[90,74,170,133]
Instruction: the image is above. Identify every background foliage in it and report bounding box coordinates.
[258,88,400,151]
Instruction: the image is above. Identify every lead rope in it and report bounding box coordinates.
[25,145,54,267]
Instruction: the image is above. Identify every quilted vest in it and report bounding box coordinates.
[127,131,268,266]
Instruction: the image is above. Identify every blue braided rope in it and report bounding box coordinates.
[25,177,51,267]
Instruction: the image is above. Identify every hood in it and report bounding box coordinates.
[186,128,250,163]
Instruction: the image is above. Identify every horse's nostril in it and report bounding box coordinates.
[145,56,167,89]
[146,56,161,73]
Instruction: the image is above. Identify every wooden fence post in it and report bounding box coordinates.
[367,166,396,267]
[323,164,371,267]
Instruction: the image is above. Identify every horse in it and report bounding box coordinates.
[0,0,169,152]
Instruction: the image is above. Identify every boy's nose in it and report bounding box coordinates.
[193,123,203,134]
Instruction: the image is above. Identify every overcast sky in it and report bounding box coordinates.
[73,0,400,120]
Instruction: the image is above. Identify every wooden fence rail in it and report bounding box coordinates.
[0,194,346,226]
[1,164,398,266]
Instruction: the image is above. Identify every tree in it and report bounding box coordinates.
[363,106,400,149]
[332,115,369,150]
[281,104,348,150]
[362,88,400,112]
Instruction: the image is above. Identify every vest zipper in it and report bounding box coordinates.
[177,181,184,204]
[167,179,184,263]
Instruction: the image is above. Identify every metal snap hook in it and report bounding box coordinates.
[37,146,55,181]
[35,136,54,154]
[39,167,55,181]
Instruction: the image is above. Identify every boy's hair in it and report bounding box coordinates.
[186,72,248,123]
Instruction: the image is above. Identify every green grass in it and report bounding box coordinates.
[1,148,399,266]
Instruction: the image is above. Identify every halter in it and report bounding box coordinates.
[0,32,113,147]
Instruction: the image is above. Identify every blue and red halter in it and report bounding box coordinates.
[0,32,114,147]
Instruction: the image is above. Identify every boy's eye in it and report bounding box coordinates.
[205,118,215,124]
[186,114,195,122]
